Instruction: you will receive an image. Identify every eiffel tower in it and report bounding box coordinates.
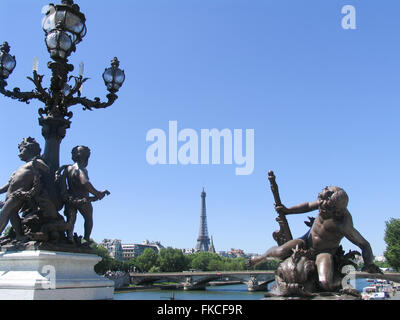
[195,188,210,252]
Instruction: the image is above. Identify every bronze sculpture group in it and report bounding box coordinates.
[0,138,108,251]
[247,171,381,299]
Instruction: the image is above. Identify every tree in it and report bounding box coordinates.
[91,241,132,274]
[149,265,161,273]
[208,258,223,271]
[91,242,110,258]
[253,259,280,271]
[136,248,158,272]
[190,252,219,271]
[384,218,400,271]
[157,247,188,272]
[188,252,248,271]
[123,258,138,272]
[222,257,246,271]
[374,260,390,269]
[91,242,115,274]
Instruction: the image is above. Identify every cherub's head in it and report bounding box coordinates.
[318,186,349,219]
[71,146,91,167]
[18,137,41,162]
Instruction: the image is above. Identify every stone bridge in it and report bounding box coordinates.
[130,271,276,291]
[130,270,400,292]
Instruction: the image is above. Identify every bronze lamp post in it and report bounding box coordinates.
[0,0,125,176]
[0,0,125,245]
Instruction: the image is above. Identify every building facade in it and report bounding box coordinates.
[121,240,164,260]
[100,239,123,261]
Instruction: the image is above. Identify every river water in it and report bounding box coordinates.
[114,279,371,300]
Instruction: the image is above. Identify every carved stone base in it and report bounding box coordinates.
[0,250,114,300]
[0,240,93,254]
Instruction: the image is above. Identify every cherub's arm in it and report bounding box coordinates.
[78,169,108,199]
[277,200,319,215]
[0,182,9,194]
[343,212,381,273]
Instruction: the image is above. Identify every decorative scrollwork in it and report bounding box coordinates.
[2,65,120,120]
[0,78,43,104]
[70,92,118,111]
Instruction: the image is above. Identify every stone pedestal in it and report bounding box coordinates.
[0,250,114,300]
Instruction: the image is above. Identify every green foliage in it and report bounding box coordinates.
[123,258,137,272]
[157,247,188,272]
[187,252,247,271]
[91,242,109,258]
[136,248,158,272]
[385,245,400,272]
[91,242,115,274]
[190,252,218,271]
[374,260,390,269]
[384,219,400,246]
[253,259,280,271]
[149,265,161,273]
[221,257,247,271]
[91,242,139,274]
[384,218,400,271]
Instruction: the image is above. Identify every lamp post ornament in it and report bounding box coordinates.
[0,0,124,252]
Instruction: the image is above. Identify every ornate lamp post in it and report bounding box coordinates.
[0,0,125,300]
[0,0,125,175]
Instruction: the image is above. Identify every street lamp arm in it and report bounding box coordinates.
[0,78,45,104]
[68,92,118,111]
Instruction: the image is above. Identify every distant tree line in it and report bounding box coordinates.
[91,243,280,275]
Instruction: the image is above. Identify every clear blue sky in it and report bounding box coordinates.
[1,0,399,256]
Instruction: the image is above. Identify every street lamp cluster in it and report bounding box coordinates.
[0,0,125,114]
[0,0,125,173]
[0,0,126,248]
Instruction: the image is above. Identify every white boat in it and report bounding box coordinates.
[369,292,386,300]
[362,282,394,300]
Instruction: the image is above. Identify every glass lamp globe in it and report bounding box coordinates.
[42,0,86,60]
[0,42,16,79]
[102,58,125,93]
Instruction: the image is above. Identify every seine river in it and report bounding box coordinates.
[114,279,371,300]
